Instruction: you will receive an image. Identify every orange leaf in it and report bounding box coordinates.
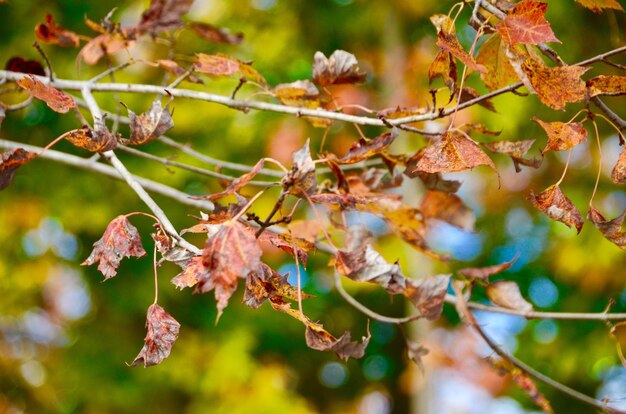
[79,33,132,65]
[476,34,520,91]
[588,207,626,250]
[16,75,76,113]
[0,148,37,191]
[575,0,624,12]
[497,0,560,45]
[35,13,80,47]
[413,131,496,174]
[337,129,399,164]
[529,184,584,233]
[64,127,118,152]
[243,264,312,309]
[130,304,180,367]
[428,50,457,92]
[532,118,588,153]
[483,139,541,172]
[522,60,588,110]
[486,280,533,312]
[193,53,239,76]
[587,75,626,97]
[436,31,487,73]
[200,159,265,201]
[612,146,626,183]
[312,50,367,86]
[82,215,147,280]
[420,190,475,231]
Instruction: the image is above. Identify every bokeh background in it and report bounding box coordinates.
[1,0,626,413]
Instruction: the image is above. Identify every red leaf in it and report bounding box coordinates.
[496,0,560,46]
[255,228,314,267]
[123,100,174,146]
[64,127,118,152]
[35,13,80,47]
[588,207,626,250]
[529,184,584,233]
[413,131,496,174]
[199,221,263,320]
[171,256,206,289]
[82,215,147,280]
[312,50,367,86]
[4,57,45,76]
[243,264,312,309]
[486,280,533,313]
[130,304,180,367]
[16,75,76,113]
[0,148,37,191]
[532,118,588,153]
[189,22,243,44]
[137,0,194,36]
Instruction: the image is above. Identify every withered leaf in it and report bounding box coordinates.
[588,207,626,250]
[5,57,45,76]
[282,139,317,196]
[82,215,147,280]
[420,190,475,231]
[199,159,264,201]
[0,148,36,191]
[404,275,451,320]
[130,304,180,367]
[413,131,496,174]
[199,221,263,320]
[458,257,517,281]
[529,184,584,233]
[274,80,320,101]
[156,59,203,84]
[189,22,243,44]
[436,31,487,73]
[476,34,520,91]
[532,118,588,153]
[483,139,541,172]
[407,341,429,374]
[16,75,76,113]
[243,264,312,309]
[428,50,457,92]
[496,0,560,45]
[612,146,626,184]
[64,127,118,152]
[575,0,624,12]
[383,208,445,260]
[587,75,626,97]
[522,59,588,110]
[137,0,194,36]
[312,50,367,86]
[79,34,132,65]
[337,129,399,164]
[35,13,80,47]
[171,256,206,289]
[459,87,496,112]
[255,229,314,267]
[490,358,554,413]
[486,280,533,313]
[193,53,266,85]
[430,14,456,34]
[407,170,461,193]
[123,100,174,146]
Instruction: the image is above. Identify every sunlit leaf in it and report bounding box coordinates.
[130,304,180,367]
[79,33,133,65]
[532,118,588,153]
[16,75,76,113]
[522,59,588,110]
[458,257,517,281]
[476,34,520,90]
[312,50,366,86]
[587,75,626,97]
[575,0,624,13]
[429,50,457,92]
[436,31,487,73]
[420,190,475,231]
[529,184,584,233]
[496,0,560,45]
[64,127,118,152]
[612,146,626,184]
[413,131,496,174]
[486,280,533,312]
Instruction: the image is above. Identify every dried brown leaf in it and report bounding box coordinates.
[0,148,36,191]
[413,131,496,174]
[137,0,194,36]
[337,129,399,164]
[79,34,132,65]
[587,75,626,97]
[612,145,626,184]
[82,215,147,280]
[588,207,626,250]
[420,190,475,231]
[312,50,367,86]
[64,127,118,152]
[35,13,80,47]
[243,264,312,309]
[428,50,457,92]
[197,159,265,201]
[522,59,588,110]
[282,139,317,196]
[496,0,560,45]
[130,304,180,367]
[483,139,541,172]
[575,0,624,12]
[189,22,243,45]
[486,280,533,313]
[123,100,174,146]
[458,257,517,281]
[404,274,451,320]
[16,75,76,113]
[529,184,584,233]
[407,341,429,374]
[459,87,497,112]
[476,34,520,90]
[4,57,45,76]
[532,118,588,153]
[171,256,206,289]
[436,31,487,73]
[156,59,203,84]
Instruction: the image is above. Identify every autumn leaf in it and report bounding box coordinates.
[404,275,451,320]
[64,127,118,152]
[312,50,367,86]
[189,22,243,44]
[136,0,194,36]
[436,31,487,73]
[612,146,626,184]
[171,256,206,289]
[274,80,320,101]
[199,221,263,320]
[337,129,399,164]
[79,33,132,65]
[521,59,588,110]
[476,34,520,91]
[195,159,265,201]
[281,139,317,196]
[407,341,429,374]
[587,75,626,97]
[35,13,80,47]
[4,57,45,76]
[496,0,560,46]
[156,59,203,84]
[532,118,588,153]
[490,358,554,413]
[588,207,626,250]
[483,139,541,172]
[529,184,584,233]
[575,0,624,13]
[0,148,37,191]
[82,215,147,280]
[420,190,475,231]
[458,257,518,281]
[458,87,497,112]
[122,100,174,146]
[412,131,496,174]
[194,53,267,85]
[255,229,314,267]
[243,264,312,309]
[486,280,533,313]
[428,50,456,92]
[16,75,76,113]
[130,304,180,367]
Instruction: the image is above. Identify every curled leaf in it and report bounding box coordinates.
[486,280,533,313]
[281,139,317,196]
[404,274,451,321]
[130,304,180,367]
[529,184,584,233]
[243,264,312,309]
[476,34,520,91]
[35,13,80,47]
[16,75,76,113]
[428,50,457,92]
[0,148,37,191]
[458,257,517,281]
[82,215,147,280]
[337,129,399,164]
[64,127,118,152]
[312,50,367,86]
[483,139,541,172]
[171,256,206,289]
[612,146,626,184]
[123,100,174,146]
[532,118,587,153]
[496,0,560,45]
[407,341,429,374]
[588,207,626,250]
[436,31,487,73]
[198,159,265,201]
